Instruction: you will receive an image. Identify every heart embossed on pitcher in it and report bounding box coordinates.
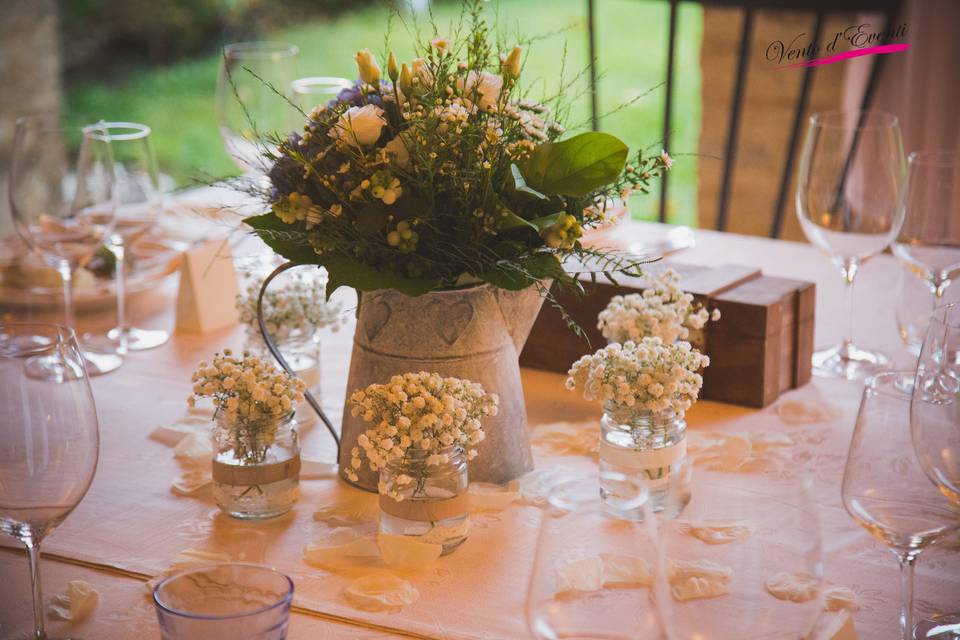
[363,300,392,342]
[427,300,474,346]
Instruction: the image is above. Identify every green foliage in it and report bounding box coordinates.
[518,132,628,197]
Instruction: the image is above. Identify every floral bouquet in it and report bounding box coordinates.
[189,349,306,464]
[566,338,709,419]
[243,1,669,302]
[346,371,498,494]
[598,269,720,345]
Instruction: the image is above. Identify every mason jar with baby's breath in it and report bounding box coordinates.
[189,350,306,520]
[567,338,709,520]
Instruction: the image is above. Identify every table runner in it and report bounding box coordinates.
[2,219,959,638]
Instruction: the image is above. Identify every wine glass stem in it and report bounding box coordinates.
[24,539,47,639]
[57,261,76,330]
[839,263,858,359]
[112,237,128,351]
[898,551,919,640]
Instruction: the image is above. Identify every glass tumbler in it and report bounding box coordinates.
[153,563,294,640]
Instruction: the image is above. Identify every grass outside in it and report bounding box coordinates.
[65,0,702,224]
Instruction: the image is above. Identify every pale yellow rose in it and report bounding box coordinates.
[458,71,503,110]
[329,105,387,148]
[383,135,410,168]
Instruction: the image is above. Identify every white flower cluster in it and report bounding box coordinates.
[346,372,499,487]
[597,269,720,344]
[566,338,709,417]
[188,349,306,425]
[236,269,342,342]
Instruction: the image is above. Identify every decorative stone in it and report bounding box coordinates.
[340,283,545,490]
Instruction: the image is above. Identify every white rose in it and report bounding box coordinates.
[329,105,386,148]
[458,71,503,110]
[383,135,410,168]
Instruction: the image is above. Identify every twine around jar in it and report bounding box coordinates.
[256,261,340,456]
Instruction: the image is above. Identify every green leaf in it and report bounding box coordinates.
[497,209,538,232]
[478,253,567,290]
[321,254,440,298]
[510,163,547,200]
[519,131,628,197]
[243,213,318,264]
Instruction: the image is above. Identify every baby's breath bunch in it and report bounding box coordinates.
[598,269,721,344]
[236,269,343,341]
[566,338,709,418]
[346,372,498,496]
[189,350,306,463]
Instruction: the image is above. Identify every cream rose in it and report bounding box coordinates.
[329,105,386,148]
[458,71,503,110]
[383,135,410,168]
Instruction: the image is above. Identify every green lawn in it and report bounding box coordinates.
[65,0,702,224]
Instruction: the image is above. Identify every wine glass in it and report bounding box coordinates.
[842,371,960,640]
[290,76,352,118]
[910,302,960,638]
[893,151,960,354]
[215,42,300,174]
[91,122,169,353]
[796,110,907,379]
[9,115,122,376]
[526,471,665,639]
[0,323,100,640]
[656,472,823,639]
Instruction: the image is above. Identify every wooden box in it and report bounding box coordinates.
[519,263,815,408]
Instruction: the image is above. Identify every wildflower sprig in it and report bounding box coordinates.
[598,269,721,344]
[566,338,709,418]
[346,372,499,496]
[242,0,667,303]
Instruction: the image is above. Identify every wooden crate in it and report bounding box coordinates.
[519,263,815,408]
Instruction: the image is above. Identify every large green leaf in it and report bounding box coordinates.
[321,254,440,298]
[519,132,628,197]
[243,213,318,264]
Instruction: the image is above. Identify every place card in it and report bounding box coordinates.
[175,239,239,334]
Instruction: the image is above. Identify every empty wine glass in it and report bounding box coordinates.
[290,76,352,118]
[796,110,907,379]
[656,472,822,639]
[526,471,665,639]
[93,122,169,353]
[843,372,960,640]
[893,151,960,354]
[216,42,299,174]
[910,302,960,638]
[9,115,122,376]
[0,323,100,640]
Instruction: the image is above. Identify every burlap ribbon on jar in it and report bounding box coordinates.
[379,492,469,523]
[212,455,301,487]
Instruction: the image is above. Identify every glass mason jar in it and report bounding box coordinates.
[599,403,690,519]
[378,447,469,554]
[212,412,301,519]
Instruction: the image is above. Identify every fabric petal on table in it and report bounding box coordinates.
[687,432,753,471]
[145,548,232,594]
[823,584,858,611]
[300,459,338,479]
[313,492,379,527]
[378,534,442,572]
[556,556,603,595]
[678,519,753,545]
[173,432,213,464]
[304,529,382,572]
[765,571,820,603]
[171,467,211,495]
[343,573,419,612]
[48,580,99,621]
[600,554,651,588]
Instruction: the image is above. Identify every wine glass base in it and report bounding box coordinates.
[81,349,123,376]
[812,344,890,380]
[916,614,960,639]
[107,326,169,351]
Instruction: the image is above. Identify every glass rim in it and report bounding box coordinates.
[908,149,957,167]
[223,41,300,59]
[0,323,78,357]
[85,121,152,141]
[864,370,914,399]
[291,77,353,94]
[151,563,294,621]
[809,110,899,130]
